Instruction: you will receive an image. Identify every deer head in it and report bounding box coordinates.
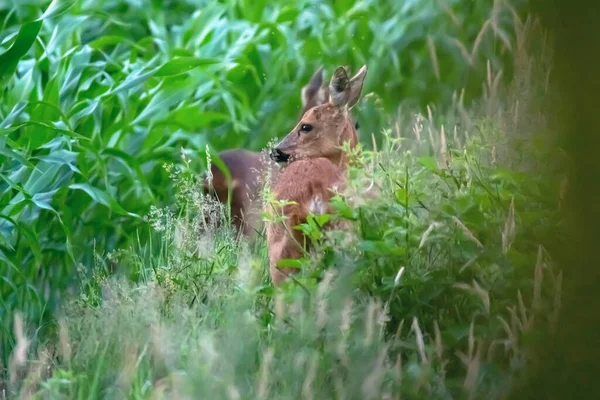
[271,65,367,167]
[299,66,360,130]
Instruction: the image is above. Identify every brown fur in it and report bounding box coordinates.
[266,158,343,285]
[203,67,357,238]
[271,66,367,168]
[267,65,368,286]
[203,149,270,236]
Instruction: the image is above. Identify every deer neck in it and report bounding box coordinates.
[330,126,358,169]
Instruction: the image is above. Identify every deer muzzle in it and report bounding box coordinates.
[270,147,290,163]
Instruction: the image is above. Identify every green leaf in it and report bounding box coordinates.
[417,156,438,172]
[34,150,81,174]
[0,102,27,129]
[88,35,148,53]
[105,66,159,96]
[17,222,42,263]
[395,188,408,206]
[0,146,33,168]
[314,214,331,227]
[154,57,219,77]
[23,163,62,194]
[38,0,77,20]
[132,77,198,124]
[277,259,303,269]
[68,183,139,218]
[31,190,59,212]
[0,21,42,88]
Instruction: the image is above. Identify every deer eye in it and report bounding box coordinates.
[300,124,313,133]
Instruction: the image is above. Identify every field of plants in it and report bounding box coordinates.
[0,0,564,398]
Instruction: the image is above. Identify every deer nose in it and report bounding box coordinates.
[270,148,290,163]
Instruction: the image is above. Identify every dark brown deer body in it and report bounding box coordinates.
[203,149,268,236]
[267,65,368,286]
[203,67,360,238]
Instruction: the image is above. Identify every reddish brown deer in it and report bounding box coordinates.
[267,65,368,286]
[202,67,360,238]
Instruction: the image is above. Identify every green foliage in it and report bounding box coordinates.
[4,114,561,398]
[0,0,524,358]
[0,0,556,397]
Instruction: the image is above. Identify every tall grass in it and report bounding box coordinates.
[0,0,525,362]
[0,0,562,398]
[5,109,561,398]
[4,17,564,398]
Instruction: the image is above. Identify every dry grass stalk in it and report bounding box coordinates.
[497,315,519,360]
[301,354,318,400]
[452,216,484,248]
[393,266,405,286]
[118,342,139,392]
[364,299,379,347]
[533,245,544,311]
[58,317,71,364]
[17,348,49,400]
[434,321,443,361]
[274,293,285,321]
[471,18,491,60]
[456,320,482,399]
[9,313,30,386]
[227,385,241,400]
[449,37,473,66]
[411,318,428,365]
[436,0,459,26]
[552,270,563,332]
[427,36,440,81]
[454,280,490,315]
[440,124,448,167]
[257,347,274,400]
[419,222,442,249]
[502,197,516,254]
[361,344,389,400]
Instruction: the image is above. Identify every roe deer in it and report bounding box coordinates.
[203,67,360,238]
[267,65,368,286]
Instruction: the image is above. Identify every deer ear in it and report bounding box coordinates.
[328,66,351,107]
[347,65,367,109]
[301,66,324,108]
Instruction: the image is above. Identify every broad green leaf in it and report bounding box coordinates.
[154,57,219,77]
[17,222,42,263]
[417,156,438,172]
[24,163,62,195]
[88,35,148,53]
[0,121,88,141]
[132,77,197,124]
[68,183,139,218]
[34,150,81,174]
[314,214,331,227]
[0,102,27,129]
[171,108,229,131]
[38,0,77,20]
[31,190,59,212]
[0,21,42,88]
[395,188,408,205]
[0,146,33,169]
[277,259,303,269]
[104,66,159,96]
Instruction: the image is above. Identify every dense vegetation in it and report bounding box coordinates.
[0,0,561,398]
